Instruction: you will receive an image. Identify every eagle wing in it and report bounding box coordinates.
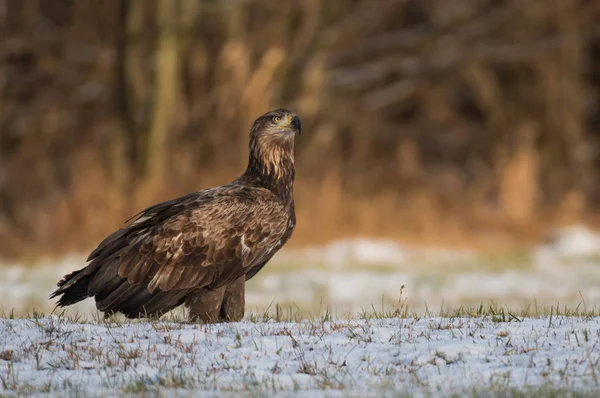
[117,186,287,293]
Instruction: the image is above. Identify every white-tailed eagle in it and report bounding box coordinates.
[50,109,301,322]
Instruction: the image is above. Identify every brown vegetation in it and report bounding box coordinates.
[1,0,600,259]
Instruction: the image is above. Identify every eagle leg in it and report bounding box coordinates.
[185,276,246,323]
[220,276,245,322]
[185,286,226,323]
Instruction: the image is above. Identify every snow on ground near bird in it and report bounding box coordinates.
[0,315,599,396]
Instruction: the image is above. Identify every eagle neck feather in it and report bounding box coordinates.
[242,135,295,206]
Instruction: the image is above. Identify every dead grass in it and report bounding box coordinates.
[19,294,594,324]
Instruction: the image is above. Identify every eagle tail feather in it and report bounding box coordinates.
[49,268,92,307]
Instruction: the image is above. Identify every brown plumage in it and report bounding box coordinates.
[50,109,301,322]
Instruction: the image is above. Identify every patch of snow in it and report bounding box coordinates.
[317,238,409,268]
[535,224,600,260]
[0,255,95,316]
[248,265,600,314]
[0,316,598,396]
[280,239,476,270]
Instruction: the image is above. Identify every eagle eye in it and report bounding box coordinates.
[272,116,282,123]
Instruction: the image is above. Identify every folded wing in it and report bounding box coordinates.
[115,192,288,293]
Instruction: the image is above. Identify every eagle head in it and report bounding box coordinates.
[250,109,302,147]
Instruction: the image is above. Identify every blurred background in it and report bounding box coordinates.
[2,0,600,316]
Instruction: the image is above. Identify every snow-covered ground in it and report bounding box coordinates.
[1,226,600,396]
[0,315,599,396]
[2,224,600,317]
